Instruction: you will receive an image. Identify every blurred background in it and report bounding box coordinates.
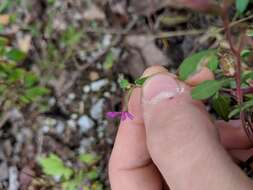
[0,0,246,189]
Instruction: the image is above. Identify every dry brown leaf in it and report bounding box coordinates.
[83,4,105,21]
[0,14,10,25]
[122,35,172,77]
[126,35,170,67]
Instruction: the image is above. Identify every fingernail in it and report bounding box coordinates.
[142,74,182,104]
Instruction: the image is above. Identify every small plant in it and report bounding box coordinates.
[37,153,102,190]
[0,21,49,120]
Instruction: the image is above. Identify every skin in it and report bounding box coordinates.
[109,65,253,190]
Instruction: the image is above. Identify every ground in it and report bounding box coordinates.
[0,0,252,190]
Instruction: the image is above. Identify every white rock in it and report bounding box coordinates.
[0,163,8,181]
[102,34,112,47]
[71,114,78,120]
[8,166,19,190]
[55,121,65,134]
[83,85,90,93]
[103,92,110,98]
[68,93,76,100]
[67,119,76,129]
[78,115,95,133]
[90,99,104,120]
[90,79,109,92]
[42,126,50,133]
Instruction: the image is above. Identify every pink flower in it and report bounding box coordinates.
[106,111,134,121]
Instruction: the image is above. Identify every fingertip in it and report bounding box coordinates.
[128,87,143,124]
[186,67,214,86]
[142,65,171,78]
[216,120,253,149]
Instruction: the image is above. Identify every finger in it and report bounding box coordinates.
[142,74,253,189]
[216,120,253,149]
[109,66,169,190]
[230,148,253,162]
[185,67,214,86]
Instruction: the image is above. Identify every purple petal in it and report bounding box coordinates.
[120,112,127,121]
[106,112,122,119]
[126,112,134,120]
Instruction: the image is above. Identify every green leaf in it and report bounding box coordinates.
[229,100,253,118]
[207,53,219,71]
[24,73,38,88]
[62,172,85,190]
[61,26,82,46]
[191,80,222,100]
[6,49,26,62]
[103,51,114,70]
[8,68,25,82]
[38,154,73,180]
[0,0,12,13]
[134,77,148,86]
[25,87,49,100]
[241,49,251,57]
[179,50,217,81]
[19,95,31,104]
[211,95,231,121]
[247,29,253,37]
[0,37,8,46]
[0,84,7,95]
[86,169,99,180]
[119,79,130,90]
[228,106,241,119]
[91,181,103,190]
[79,153,99,165]
[236,0,250,14]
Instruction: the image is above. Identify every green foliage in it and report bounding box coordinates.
[79,153,99,165]
[211,95,231,121]
[61,26,82,47]
[6,49,26,62]
[229,100,253,118]
[179,50,218,81]
[236,0,250,14]
[38,152,103,190]
[0,0,12,13]
[38,154,73,180]
[191,80,223,100]
[246,29,253,37]
[103,51,114,70]
[119,79,131,90]
[135,77,148,86]
[62,171,85,190]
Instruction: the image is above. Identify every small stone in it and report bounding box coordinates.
[102,34,112,47]
[8,166,19,190]
[103,92,111,98]
[44,118,57,127]
[68,93,76,100]
[78,138,94,154]
[89,71,99,81]
[71,114,78,120]
[77,116,95,133]
[48,97,56,106]
[42,126,50,133]
[55,121,65,134]
[90,99,104,120]
[67,119,76,129]
[90,79,109,92]
[83,85,90,93]
[0,163,8,181]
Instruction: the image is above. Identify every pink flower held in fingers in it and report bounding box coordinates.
[106,111,134,121]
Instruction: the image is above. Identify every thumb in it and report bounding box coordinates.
[142,74,253,190]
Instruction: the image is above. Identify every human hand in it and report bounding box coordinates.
[109,66,253,190]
